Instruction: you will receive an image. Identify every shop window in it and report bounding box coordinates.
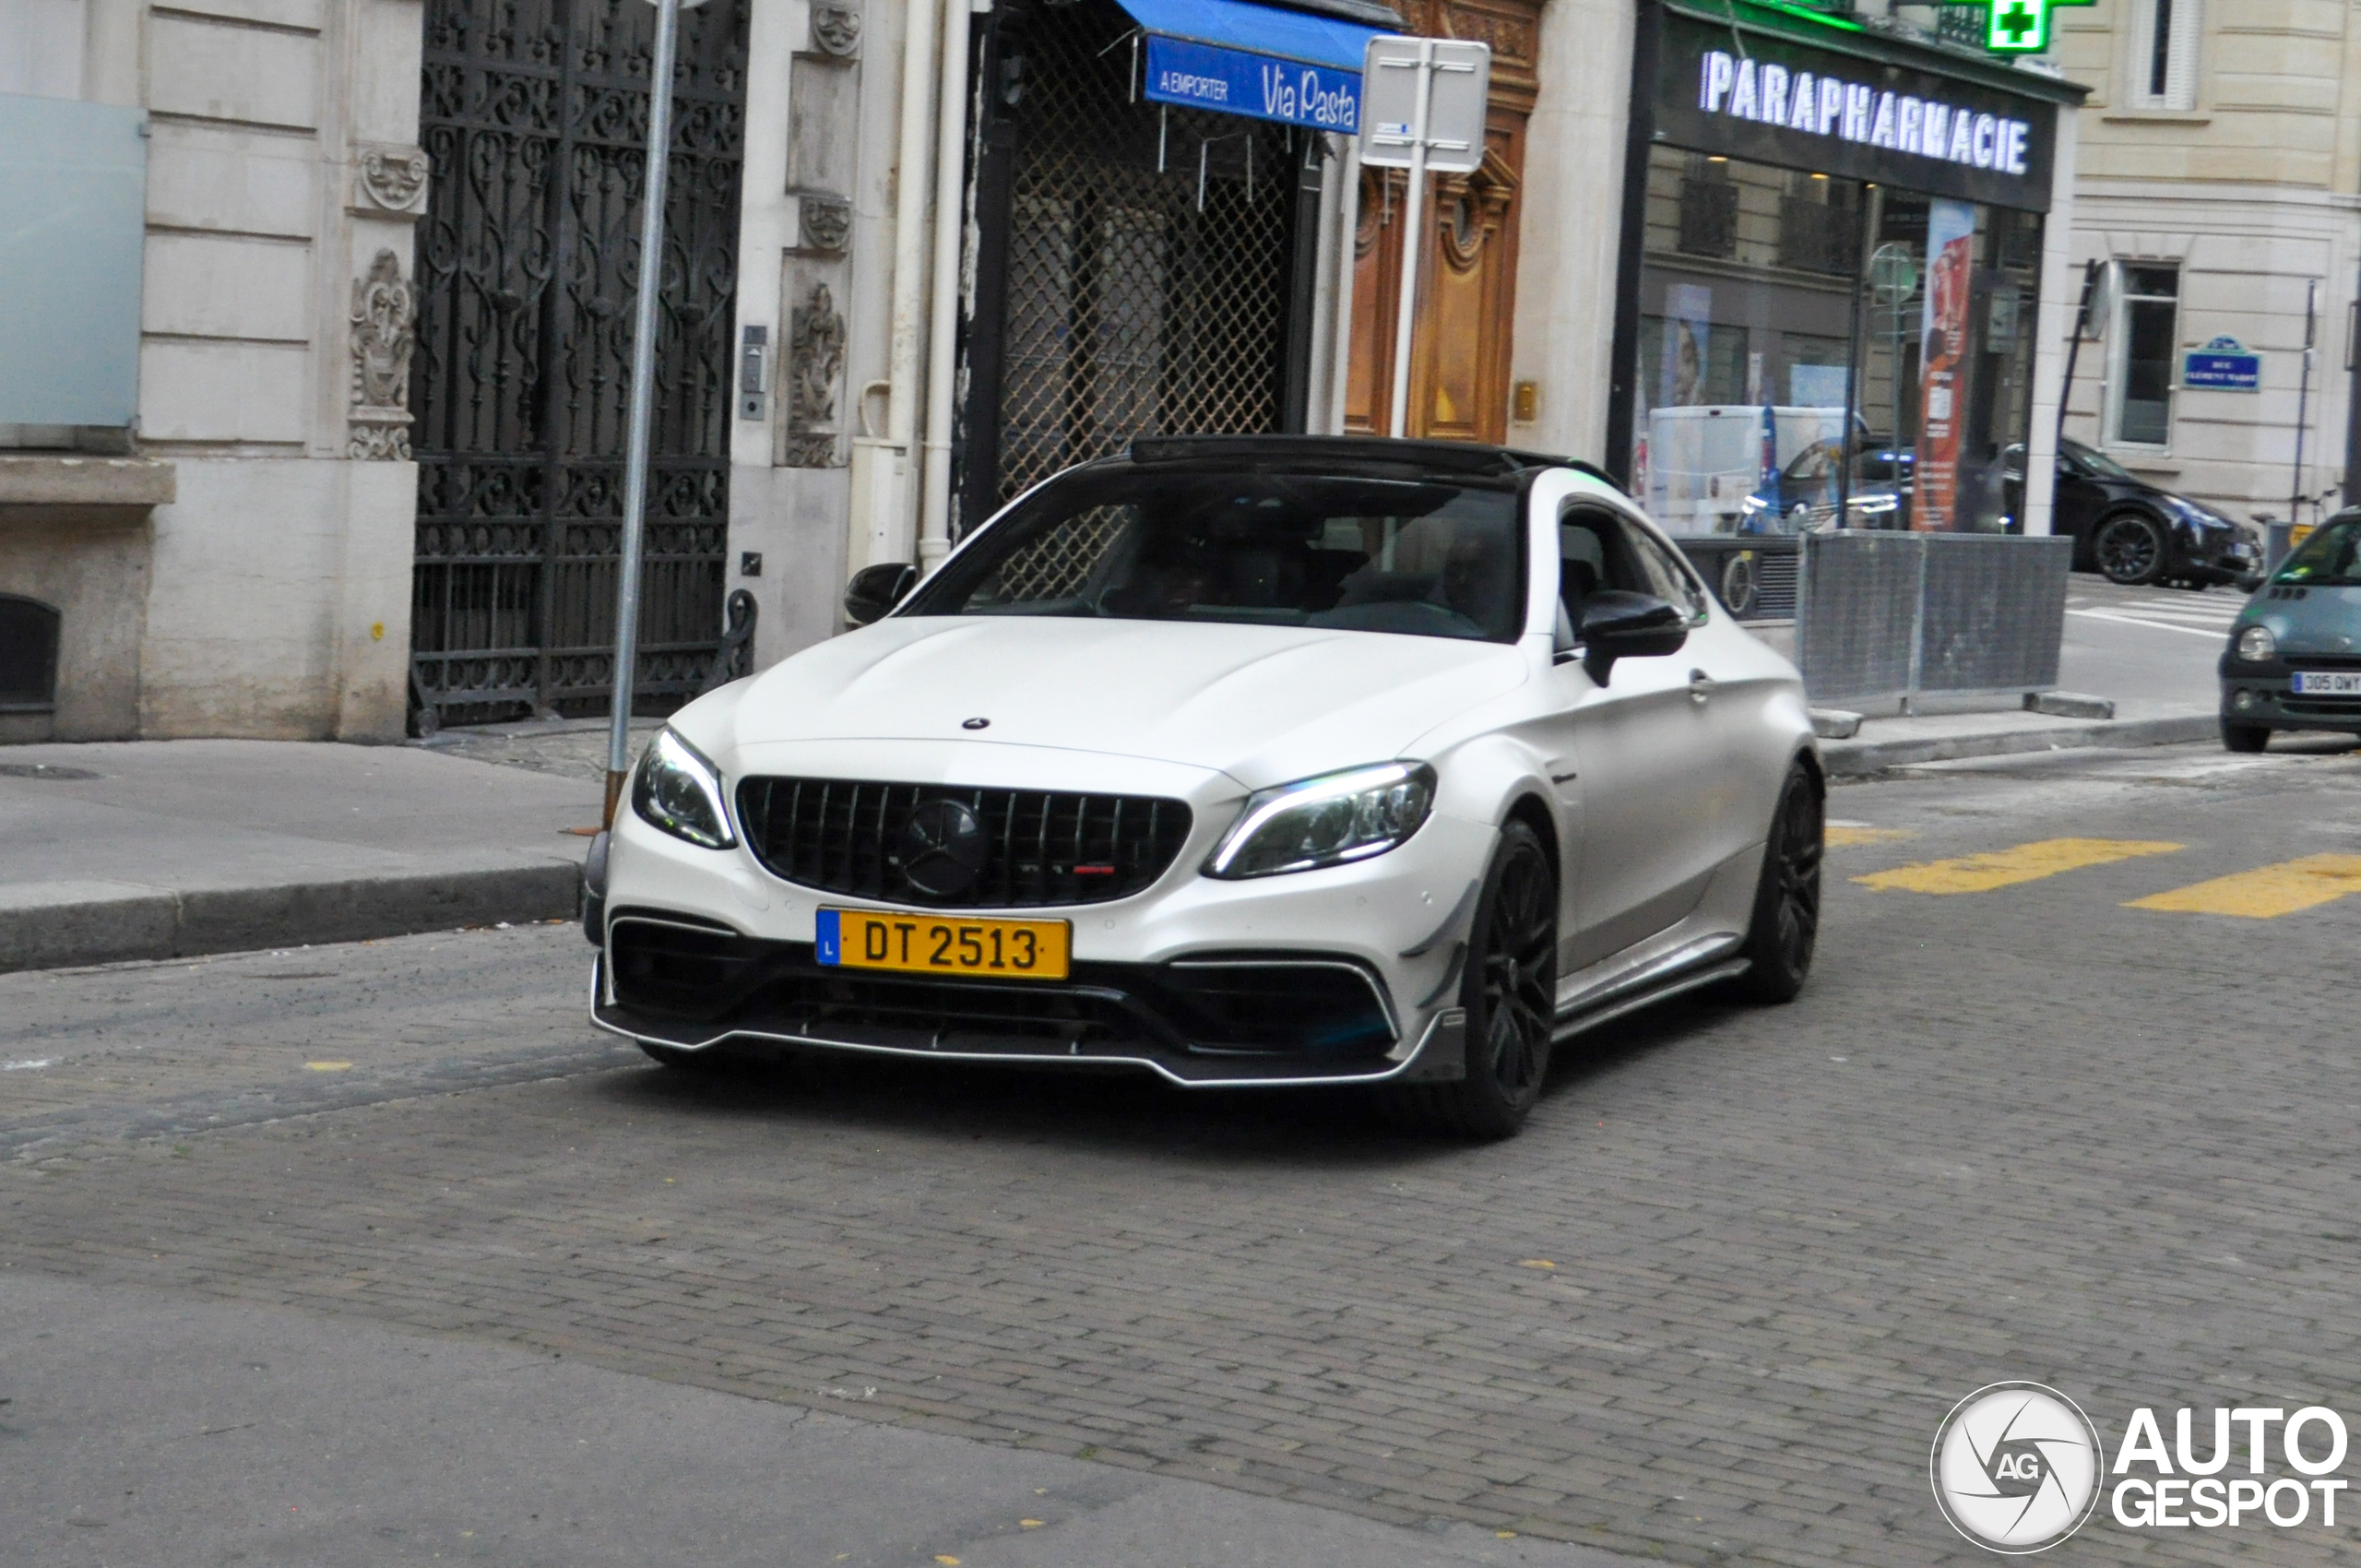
[1677,154,1738,260]
[2135,0,2201,112]
[0,595,62,712]
[2109,263,2178,448]
[1778,173,1859,278]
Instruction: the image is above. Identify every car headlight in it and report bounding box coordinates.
[631,728,736,849]
[2235,624,2277,664]
[1204,762,1436,880]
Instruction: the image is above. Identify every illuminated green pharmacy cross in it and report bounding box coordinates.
[1982,0,2094,54]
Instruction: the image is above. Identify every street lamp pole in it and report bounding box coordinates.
[604,0,684,827]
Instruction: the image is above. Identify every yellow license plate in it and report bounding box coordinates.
[816,908,1072,980]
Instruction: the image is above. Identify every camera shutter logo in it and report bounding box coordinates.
[1930,1383,2103,1552]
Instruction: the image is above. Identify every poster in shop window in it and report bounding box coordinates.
[1915,198,1977,532]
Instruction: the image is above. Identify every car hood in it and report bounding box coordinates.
[2238,586,2361,654]
[712,616,1531,788]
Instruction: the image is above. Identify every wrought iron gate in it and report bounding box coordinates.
[965,0,1309,517]
[409,0,747,730]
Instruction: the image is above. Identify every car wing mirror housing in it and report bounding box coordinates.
[844,562,919,625]
[1580,591,1688,686]
[2236,570,2267,594]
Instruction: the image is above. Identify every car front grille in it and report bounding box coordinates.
[735,776,1194,909]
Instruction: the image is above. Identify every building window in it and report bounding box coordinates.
[1778,172,1860,277]
[1677,154,1738,260]
[0,595,62,713]
[2135,0,2201,112]
[2109,263,2179,448]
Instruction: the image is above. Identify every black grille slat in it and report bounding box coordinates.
[737,775,1192,909]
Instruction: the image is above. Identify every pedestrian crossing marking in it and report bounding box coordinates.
[1854,837,2183,896]
[2125,855,2361,919]
[2065,609,2229,640]
[1826,826,1914,848]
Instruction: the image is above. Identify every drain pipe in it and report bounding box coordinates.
[917,0,975,575]
[875,0,942,569]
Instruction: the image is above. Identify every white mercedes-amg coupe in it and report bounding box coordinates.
[586,436,1822,1137]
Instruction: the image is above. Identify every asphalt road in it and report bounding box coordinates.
[5,738,2360,1567]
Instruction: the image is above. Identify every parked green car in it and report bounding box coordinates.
[2221,511,2361,752]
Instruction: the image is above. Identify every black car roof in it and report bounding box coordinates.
[1119,434,1623,493]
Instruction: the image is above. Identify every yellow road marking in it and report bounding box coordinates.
[1854,838,2183,896]
[1826,826,1914,848]
[304,1061,354,1072]
[2127,855,2361,919]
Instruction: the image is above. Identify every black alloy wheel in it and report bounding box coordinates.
[2094,513,2168,586]
[2222,720,2271,754]
[1730,762,1822,1004]
[1400,819,1559,1140]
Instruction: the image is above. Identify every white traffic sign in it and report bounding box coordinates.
[1356,35,1490,435]
[1357,36,1489,174]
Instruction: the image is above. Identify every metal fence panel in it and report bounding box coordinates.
[1796,533,1921,706]
[1796,531,2071,707]
[1917,535,2070,695]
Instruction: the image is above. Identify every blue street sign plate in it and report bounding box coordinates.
[1143,36,1362,132]
[2184,336,2261,392]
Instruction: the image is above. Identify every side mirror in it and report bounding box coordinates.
[2236,571,2267,594]
[844,562,918,625]
[1579,590,1688,686]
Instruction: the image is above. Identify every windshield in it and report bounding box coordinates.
[902,469,1528,643]
[2274,517,2361,587]
[2063,439,2135,481]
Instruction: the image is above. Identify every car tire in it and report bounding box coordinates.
[1398,818,1559,1141]
[2222,720,2272,754]
[1728,762,1823,1004]
[2094,513,2168,586]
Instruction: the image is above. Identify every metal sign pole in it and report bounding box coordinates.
[1385,39,1434,440]
[604,0,683,826]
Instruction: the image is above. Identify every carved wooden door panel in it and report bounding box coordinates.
[1343,0,1537,445]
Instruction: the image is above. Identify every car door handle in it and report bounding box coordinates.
[1688,669,1717,703]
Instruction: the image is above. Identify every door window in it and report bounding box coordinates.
[1559,509,1709,631]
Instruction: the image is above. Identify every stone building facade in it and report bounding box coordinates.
[2055,0,2361,523]
[3,0,423,741]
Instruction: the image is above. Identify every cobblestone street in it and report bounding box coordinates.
[6,742,2361,1566]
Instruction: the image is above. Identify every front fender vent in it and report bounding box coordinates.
[736,777,1193,909]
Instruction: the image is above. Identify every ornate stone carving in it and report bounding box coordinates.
[348,250,416,460]
[1437,148,1519,273]
[785,280,846,469]
[351,145,432,219]
[800,195,852,254]
[811,0,861,57]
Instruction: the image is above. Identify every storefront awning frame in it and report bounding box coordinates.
[1115,0,1390,133]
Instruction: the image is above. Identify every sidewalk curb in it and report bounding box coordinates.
[0,861,582,974]
[1823,714,2218,778]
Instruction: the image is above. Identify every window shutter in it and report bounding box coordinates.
[2143,0,2202,111]
[2163,0,2201,110]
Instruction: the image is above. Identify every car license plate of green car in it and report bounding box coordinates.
[2292,671,2361,696]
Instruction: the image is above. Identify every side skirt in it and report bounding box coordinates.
[1552,944,1750,1044]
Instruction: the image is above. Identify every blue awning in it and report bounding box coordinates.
[1115,0,1383,133]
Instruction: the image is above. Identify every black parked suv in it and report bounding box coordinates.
[2006,438,2259,588]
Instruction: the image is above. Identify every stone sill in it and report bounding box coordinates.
[0,456,177,508]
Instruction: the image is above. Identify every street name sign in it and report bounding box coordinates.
[2184,336,2261,393]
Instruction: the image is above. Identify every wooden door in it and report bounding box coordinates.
[1343,0,1538,443]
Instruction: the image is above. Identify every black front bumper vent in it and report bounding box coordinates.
[736,776,1193,909]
